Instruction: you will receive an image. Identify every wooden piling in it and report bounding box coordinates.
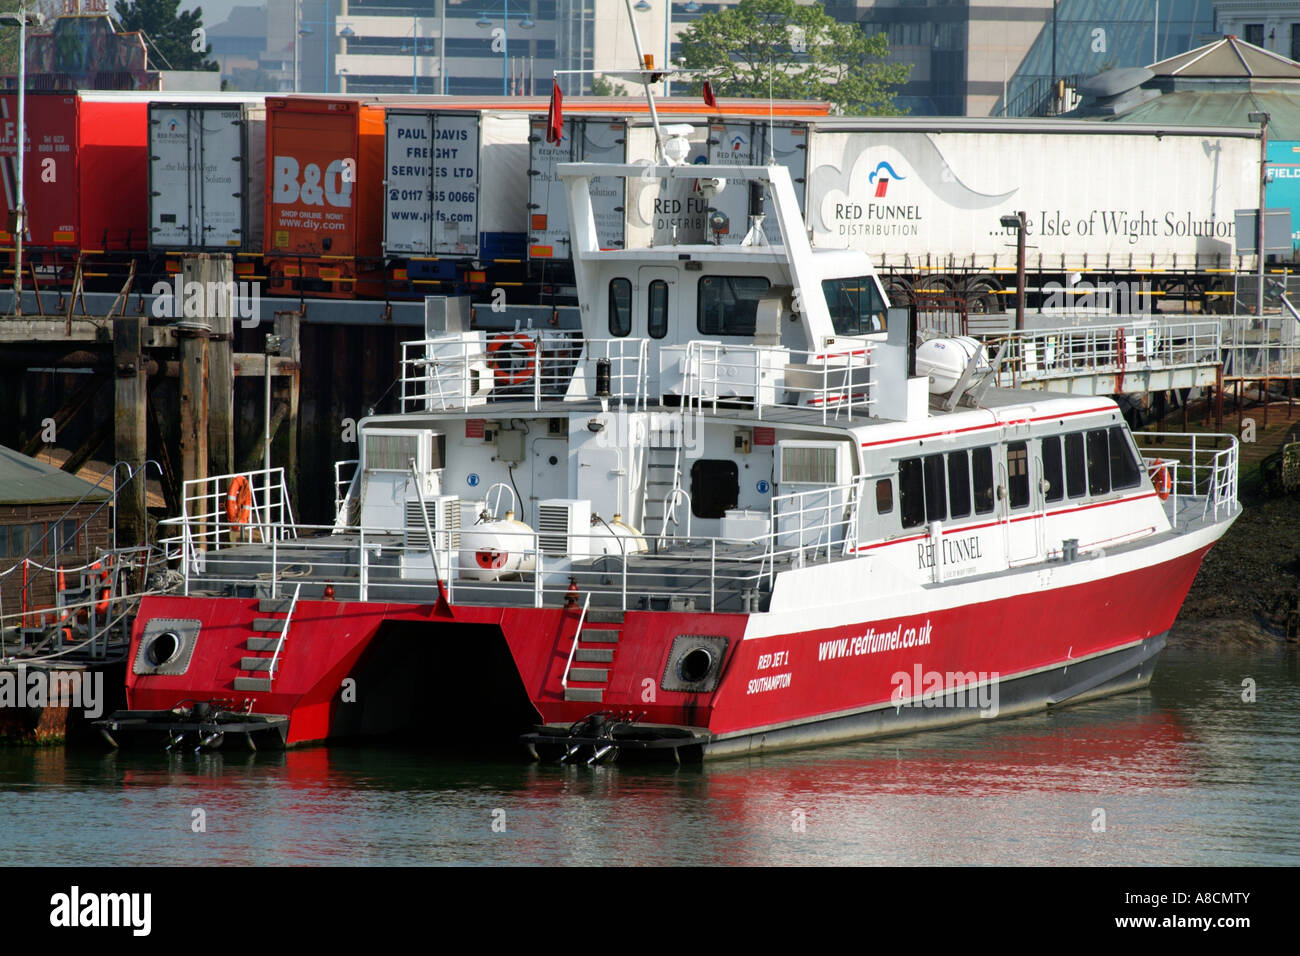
[112,315,147,549]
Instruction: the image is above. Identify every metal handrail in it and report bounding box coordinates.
[560,592,591,691]
[266,582,302,682]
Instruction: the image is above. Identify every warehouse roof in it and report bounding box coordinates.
[1108,89,1300,140]
[0,446,112,507]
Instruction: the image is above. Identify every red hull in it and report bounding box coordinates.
[122,543,1211,750]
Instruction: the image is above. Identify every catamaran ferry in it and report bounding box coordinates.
[97,115,1238,762]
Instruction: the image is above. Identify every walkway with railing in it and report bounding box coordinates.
[988,320,1222,394]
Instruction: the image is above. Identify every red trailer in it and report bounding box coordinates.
[263,97,387,297]
[1,92,148,286]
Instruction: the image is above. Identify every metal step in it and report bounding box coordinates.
[246,637,280,652]
[252,618,286,632]
[568,667,608,683]
[586,609,625,624]
[234,677,273,692]
[240,657,276,672]
[258,599,291,614]
[564,687,603,703]
[575,648,614,663]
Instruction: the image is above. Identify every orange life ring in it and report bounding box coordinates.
[226,475,253,524]
[96,587,111,615]
[1150,459,1172,501]
[486,333,537,386]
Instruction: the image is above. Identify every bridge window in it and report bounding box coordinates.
[697,275,770,336]
[822,277,886,336]
[1108,426,1143,490]
[648,279,669,339]
[609,278,632,337]
[972,446,995,514]
[1007,441,1030,509]
[947,450,971,519]
[1086,429,1110,496]
[1041,435,1064,503]
[1065,432,1087,499]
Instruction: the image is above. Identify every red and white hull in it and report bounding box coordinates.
[108,516,1219,759]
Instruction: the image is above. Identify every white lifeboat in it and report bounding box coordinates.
[915,336,990,395]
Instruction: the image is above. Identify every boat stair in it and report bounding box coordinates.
[233,585,301,692]
[561,605,624,704]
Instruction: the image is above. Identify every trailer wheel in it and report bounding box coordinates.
[884,277,914,309]
[965,277,1001,314]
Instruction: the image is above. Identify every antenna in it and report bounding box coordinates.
[622,0,665,164]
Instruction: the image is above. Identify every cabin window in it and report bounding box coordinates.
[821,277,886,336]
[1064,432,1087,499]
[875,478,893,514]
[608,277,632,337]
[647,279,669,339]
[1086,429,1110,496]
[1041,435,1064,503]
[0,526,8,558]
[1007,442,1030,509]
[899,457,925,529]
[972,446,995,514]
[947,450,971,519]
[923,454,947,522]
[697,275,770,336]
[1108,426,1143,490]
[689,459,739,519]
[6,526,25,557]
[59,520,78,555]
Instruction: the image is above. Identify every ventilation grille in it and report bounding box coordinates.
[405,497,460,549]
[781,446,839,484]
[537,504,571,557]
[366,433,420,471]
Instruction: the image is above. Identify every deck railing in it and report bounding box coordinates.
[1132,432,1239,528]
[399,332,648,412]
[158,467,297,589]
[676,340,877,424]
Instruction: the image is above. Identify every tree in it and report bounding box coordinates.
[590,75,628,97]
[677,0,910,116]
[114,0,217,72]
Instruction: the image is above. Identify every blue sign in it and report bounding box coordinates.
[466,473,480,488]
[1267,141,1300,252]
[756,480,771,494]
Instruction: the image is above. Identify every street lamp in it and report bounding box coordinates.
[1001,212,1027,330]
[476,2,535,95]
[1248,110,1270,317]
[0,4,45,319]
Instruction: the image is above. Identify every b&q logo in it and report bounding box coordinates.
[272,156,354,207]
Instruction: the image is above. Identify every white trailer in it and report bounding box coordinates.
[148,98,266,251]
[383,109,531,259]
[801,118,1261,307]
